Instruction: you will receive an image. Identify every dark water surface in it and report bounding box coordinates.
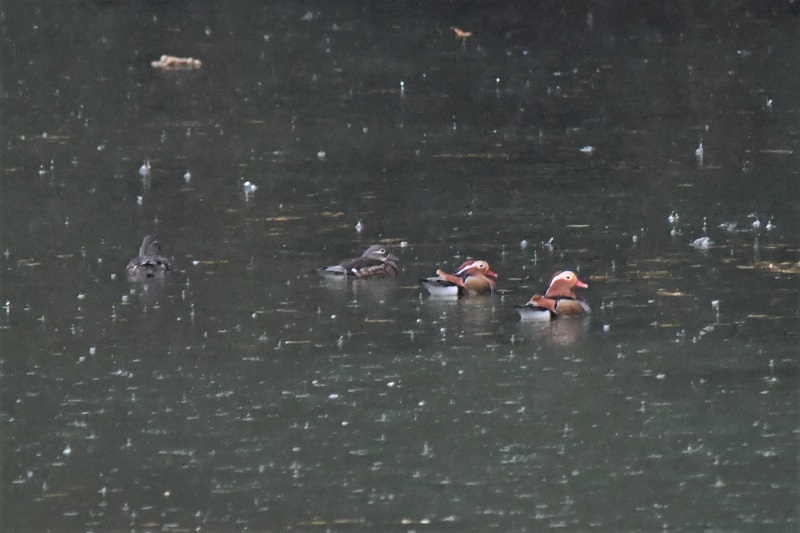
[2,1,798,530]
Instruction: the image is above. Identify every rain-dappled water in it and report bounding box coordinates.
[2,1,798,530]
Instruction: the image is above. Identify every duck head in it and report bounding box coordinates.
[454,260,498,279]
[361,244,399,263]
[545,271,588,299]
[139,234,162,257]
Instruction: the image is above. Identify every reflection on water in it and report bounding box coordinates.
[515,318,590,347]
[1,1,798,530]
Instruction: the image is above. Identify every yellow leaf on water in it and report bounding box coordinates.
[657,290,685,297]
[193,260,230,265]
[759,149,793,155]
[264,216,303,222]
[640,271,671,279]
[452,26,473,39]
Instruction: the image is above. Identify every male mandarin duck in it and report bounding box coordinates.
[316,244,399,279]
[419,259,498,297]
[514,270,590,321]
[126,234,171,282]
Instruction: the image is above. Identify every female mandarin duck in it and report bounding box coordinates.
[419,259,498,296]
[514,270,590,320]
[126,234,171,282]
[317,244,399,279]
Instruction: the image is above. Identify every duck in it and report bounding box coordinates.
[126,234,171,282]
[514,270,590,320]
[420,259,497,296]
[316,244,399,279]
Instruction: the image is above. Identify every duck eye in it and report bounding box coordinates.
[378,248,385,254]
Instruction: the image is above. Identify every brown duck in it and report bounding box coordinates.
[420,259,497,297]
[126,234,171,282]
[514,270,590,320]
[316,244,399,279]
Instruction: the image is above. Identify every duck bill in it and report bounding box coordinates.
[574,279,588,288]
[486,269,498,278]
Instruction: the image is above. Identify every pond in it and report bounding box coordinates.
[1,1,798,530]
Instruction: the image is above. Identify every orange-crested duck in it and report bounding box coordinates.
[514,270,590,320]
[126,234,171,282]
[317,244,399,279]
[420,259,497,297]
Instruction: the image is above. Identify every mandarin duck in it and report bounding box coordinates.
[419,259,497,297]
[126,234,171,282]
[317,244,399,279]
[514,270,590,320]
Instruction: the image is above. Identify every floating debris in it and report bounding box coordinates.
[138,160,151,178]
[260,216,302,222]
[242,181,257,200]
[354,220,363,233]
[452,26,472,39]
[668,211,679,225]
[579,145,594,154]
[183,170,191,183]
[657,290,686,297]
[695,142,704,163]
[737,261,800,275]
[451,26,472,45]
[691,236,711,250]
[150,55,202,70]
